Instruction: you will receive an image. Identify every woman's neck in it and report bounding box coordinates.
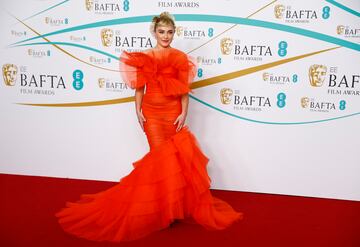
[154,45,172,51]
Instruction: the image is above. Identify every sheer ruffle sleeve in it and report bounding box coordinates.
[176,52,197,88]
[119,51,154,89]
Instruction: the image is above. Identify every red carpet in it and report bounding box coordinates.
[1,173,359,247]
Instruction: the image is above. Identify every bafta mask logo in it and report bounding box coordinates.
[220,38,233,55]
[263,72,270,81]
[101,28,114,47]
[336,25,345,35]
[220,88,233,104]
[196,56,202,64]
[309,64,327,87]
[301,97,309,108]
[85,0,94,11]
[274,4,285,19]
[98,78,105,88]
[176,26,184,37]
[2,64,18,86]
[45,17,50,24]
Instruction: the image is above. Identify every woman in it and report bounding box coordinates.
[55,12,243,242]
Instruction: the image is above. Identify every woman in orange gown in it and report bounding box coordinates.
[55,12,243,242]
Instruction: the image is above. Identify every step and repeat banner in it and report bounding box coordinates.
[1,0,359,201]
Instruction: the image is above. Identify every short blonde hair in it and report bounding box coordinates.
[151,12,175,34]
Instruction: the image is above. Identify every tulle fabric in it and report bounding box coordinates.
[55,127,243,242]
[55,47,243,242]
[119,47,196,95]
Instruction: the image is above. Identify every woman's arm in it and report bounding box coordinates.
[181,93,189,115]
[135,86,146,131]
[174,93,189,132]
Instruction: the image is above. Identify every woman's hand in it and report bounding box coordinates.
[174,112,187,132]
[136,110,146,132]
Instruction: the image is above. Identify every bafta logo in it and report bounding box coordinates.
[196,56,202,64]
[301,97,309,108]
[2,64,18,86]
[274,4,285,19]
[45,17,50,24]
[220,88,233,104]
[220,38,233,55]
[309,64,327,87]
[85,0,94,11]
[176,26,183,37]
[101,28,114,47]
[262,72,270,81]
[98,78,105,88]
[336,25,345,35]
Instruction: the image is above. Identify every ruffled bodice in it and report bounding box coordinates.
[119,47,196,96]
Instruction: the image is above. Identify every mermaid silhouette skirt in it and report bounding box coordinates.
[55,49,243,242]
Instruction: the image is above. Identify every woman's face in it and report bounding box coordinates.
[154,24,175,48]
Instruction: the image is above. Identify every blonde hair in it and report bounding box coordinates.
[150,12,175,35]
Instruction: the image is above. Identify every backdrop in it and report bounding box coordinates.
[1,0,359,201]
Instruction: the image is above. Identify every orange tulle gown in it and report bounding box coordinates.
[55,47,243,242]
